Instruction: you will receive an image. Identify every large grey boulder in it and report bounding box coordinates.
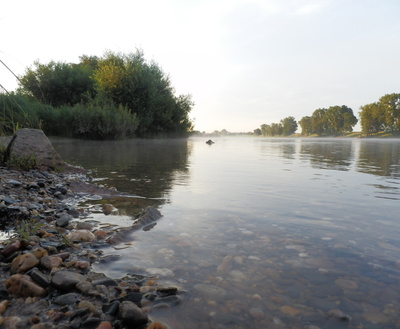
[5,128,65,170]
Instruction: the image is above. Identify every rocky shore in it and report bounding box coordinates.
[0,166,178,329]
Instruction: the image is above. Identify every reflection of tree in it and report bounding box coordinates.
[299,140,353,171]
[357,141,400,177]
[258,139,296,159]
[52,138,191,211]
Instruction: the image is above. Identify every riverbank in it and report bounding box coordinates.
[0,166,176,329]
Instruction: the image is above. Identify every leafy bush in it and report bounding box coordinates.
[0,93,138,140]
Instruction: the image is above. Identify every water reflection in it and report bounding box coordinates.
[298,139,354,171]
[357,139,400,177]
[52,138,192,208]
[51,137,400,328]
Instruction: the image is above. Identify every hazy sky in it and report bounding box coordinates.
[1,0,399,133]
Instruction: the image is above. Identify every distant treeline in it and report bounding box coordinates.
[254,93,399,137]
[0,50,194,139]
[359,93,400,136]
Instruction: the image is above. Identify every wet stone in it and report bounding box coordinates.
[28,268,50,287]
[118,301,148,326]
[53,293,81,305]
[92,278,118,287]
[0,240,21,258]
[66,230,96,243]
[56,214,73,227]
[103,301,120,316]
[51,270,86,291]
[193,283,228,299]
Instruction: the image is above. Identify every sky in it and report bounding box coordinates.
[1,0,399,133]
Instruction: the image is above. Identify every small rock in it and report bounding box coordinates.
[10,253,39,274]
[5,274,47,297]
[97,321,112,329]
[76,281,94,295]
[103,301,120,316]
[78,300,97,312]
[6,180,22,187]
[249,306,264,320]
[29,268,50,287]
[1,240,21,257]
[335,278,358,290]
[66,230,96,242]
[40,255,63,270]
[146,268,174,277]
[280,305,301,316]
[102,204,118,215]
[56,214,72,227]
[76,222,93,230]
[54,293,80,305]
[51,270,86,291]
[156,286,178,297]
[3,316,21,329]
[33,247,48,259]
[118,300,148,326]
[146,322,168,329]
[0,300,8,315]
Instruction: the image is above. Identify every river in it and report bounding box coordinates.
[52,137,400,329]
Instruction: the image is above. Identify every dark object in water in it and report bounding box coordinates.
[206,140,215,145]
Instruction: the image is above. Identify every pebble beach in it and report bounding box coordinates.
[0,166,177,329]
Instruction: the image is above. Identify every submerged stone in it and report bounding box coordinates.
[118,301,148,326]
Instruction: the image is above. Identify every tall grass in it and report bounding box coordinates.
[0,93,138,139]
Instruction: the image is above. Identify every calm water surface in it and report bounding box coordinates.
[52,137,400,329]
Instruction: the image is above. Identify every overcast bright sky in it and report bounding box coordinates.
[1,0,399,133]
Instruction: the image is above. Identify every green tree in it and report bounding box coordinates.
[324,105,357,135]
[19,61,95,106]
[299,116,312,135]
[379,93,400,133]
[253,128,262,135]
[271,123,282,136]
[311,108,327,136]
[359,101,388,135]
[93,50,193,136]
[280,116,298,136]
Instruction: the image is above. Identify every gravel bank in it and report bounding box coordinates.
[0,167,178,329]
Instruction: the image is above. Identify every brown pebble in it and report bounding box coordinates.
[74,261,89,269]
[30,315,40,324]
[146,322,168,329]
[10,253,39,274]
[33,247,48,259]
[40,256,62,270]
[3,316,21,328]
[97,321,112,329]
[94,230,108,240]
[1,240,21,257]
[0,300,8,315]
[78,301,96,312]
[5,274,47,298]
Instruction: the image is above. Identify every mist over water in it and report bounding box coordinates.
[53,137,400,328]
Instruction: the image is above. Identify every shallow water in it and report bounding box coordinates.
[53,137,400,328]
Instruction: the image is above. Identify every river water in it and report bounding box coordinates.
[52,137,400,329]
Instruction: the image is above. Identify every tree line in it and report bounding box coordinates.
[359,93,400,136]
[0,50,194,139]
[254,116,298,137]
[255,93,399,137]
